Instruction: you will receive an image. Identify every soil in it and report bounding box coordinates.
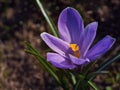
[0,0,120,90]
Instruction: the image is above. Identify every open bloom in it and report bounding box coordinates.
[41,7,115,69]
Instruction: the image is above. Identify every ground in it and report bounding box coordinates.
[0,0,120,90]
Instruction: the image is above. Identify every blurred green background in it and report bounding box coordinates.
[0,0,120,90]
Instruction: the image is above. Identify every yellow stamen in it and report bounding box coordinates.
[70,44,80,58]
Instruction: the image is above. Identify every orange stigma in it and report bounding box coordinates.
[70,44,80,58]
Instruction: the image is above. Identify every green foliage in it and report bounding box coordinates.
[88,81,100,90]
[25,42,61,84]
[36,0,58,37]
[89,53,120,81]
[25,41,77,89]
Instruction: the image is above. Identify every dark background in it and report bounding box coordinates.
[0,0,120,90]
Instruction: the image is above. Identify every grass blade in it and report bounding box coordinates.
[88,81,100,90]
[36,0,58,37]
[89,53,120,81]
[25,42,61,84]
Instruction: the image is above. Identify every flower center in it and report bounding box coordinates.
[70,44,80,58]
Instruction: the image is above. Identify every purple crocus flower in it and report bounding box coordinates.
[41,7,115,69]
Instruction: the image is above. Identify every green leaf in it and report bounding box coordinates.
[74,78,81,90]
[116,73,120,81]
[88,81,100,90]
[106,86,112,90]
[87,71,109,80]
[70,72,76,85]
[89,53,120,81]
[74,74,85,90]
[25,42,61,84]
[97,53,120,71]
[82,61,97,76]
[36,0,58,37]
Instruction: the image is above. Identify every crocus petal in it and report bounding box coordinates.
[86,35,115,61]
[69,54,90,65]
[41,32,70,56]
[81,22,98,57]
[47,53,76,69]
[58,7,84,44]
